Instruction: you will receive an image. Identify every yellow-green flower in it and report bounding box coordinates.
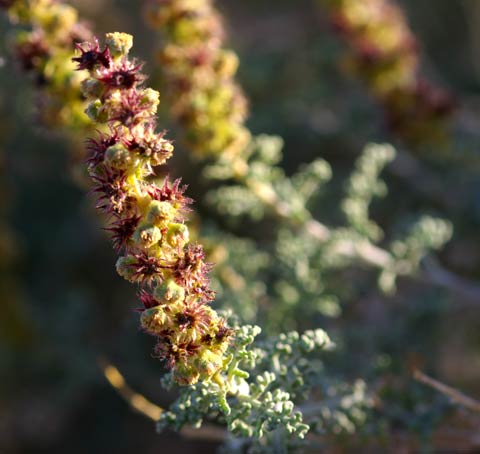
[75,32,232,386]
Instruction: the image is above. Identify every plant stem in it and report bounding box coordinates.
[414,369,480,413]
[98,357,227,441]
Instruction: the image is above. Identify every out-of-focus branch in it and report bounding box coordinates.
[422,258,480,304]
[142,0,480,303]
[99,356,163,421]
[414,369,480,413]
[320,0,455,145]
[246,175,480,303]
[98,357,227,442]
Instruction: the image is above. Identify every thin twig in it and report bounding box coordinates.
[422,258,480,303]
[98,357,227,442]
[99,356,164,421]
[413,369,480,413]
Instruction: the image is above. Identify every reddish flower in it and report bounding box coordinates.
[0,0,16,8]
[86,129,120,168]
[14,31,49,72]
[173,244,213,296]
[175,303,213,335]
[202,323,233,346]
[73,37,111,71]
[91,167,130,214]
[138,289,161,310]
[106,214,141,251]
[123,125,172,160]
[97,59,146,90]
[214,323,233,343]
[154,338,200,368]
[108,90,154,126]
[189,48,213,67]
[128,252,165,286]
[415,79,456,116]
[148,177,193,213]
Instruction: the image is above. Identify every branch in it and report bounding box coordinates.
[421,258,480,304]
[413,369,480,413]
[99,356,163,421]
[97,357,227,442]
[245,176,480,302]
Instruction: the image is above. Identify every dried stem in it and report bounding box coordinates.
[413,369,480,413]
[99,356,163,421]
[98,357,227,442]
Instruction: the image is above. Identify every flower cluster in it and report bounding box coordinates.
[144,0,250,167]
[1,0,92,129]
[324,0,455,144]
[74,33,232,386]
[158,326,335,447]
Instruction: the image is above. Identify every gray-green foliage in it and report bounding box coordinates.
[378,215,453,294]
[158,325,335,449]
[205,134,331,224]
[207,139,452,301]
[204,228,270,323]
[341,143,395,241]
[271,227,343,328]
[207,185,267,220]
[390,215,453,270]
[292,158,332,201]
[193,135,452,452]
[204,134,284,182]
[169,138,455,450]
[309,380,373,436]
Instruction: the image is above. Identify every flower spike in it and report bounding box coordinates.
[74,32,232,386]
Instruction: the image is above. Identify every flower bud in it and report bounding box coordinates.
[214,50,239,79]
[105,32,133,58]
[38,4,78,38]
[172,362,200,386]
[147,200,175,225]
[85,99,108,122]
[195,348,223,379]
[140,88,160,114]
[166,223,189,248]
[115,255,137,282]
[151,139,175,166]
[133,223,161,248]
[154,279,185,304]
[140,306,167,335]
[104,143,132,170]
[81,78,103,98]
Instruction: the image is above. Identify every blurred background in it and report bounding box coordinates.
[1,0,480,452]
